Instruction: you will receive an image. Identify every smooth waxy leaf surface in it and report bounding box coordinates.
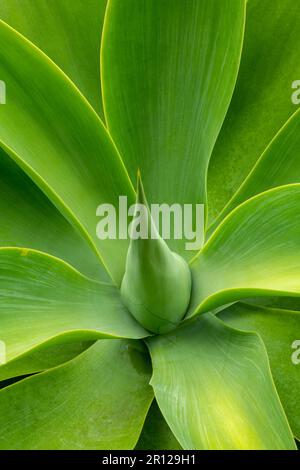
[0,20,134,285]
[0,148,107,281]
[102,0,245,255]
[0,341,93,382]
[0,248,148,364]
[208,0,300,221]
[0,0,107,117]
[121,177,191,334]
[209,107,300,234]
[136,400,182,450]
[246,296,300,311]
[148,314,295,450]
[189,185,300,316]
[0,340,153,449]
[219,302,300,440]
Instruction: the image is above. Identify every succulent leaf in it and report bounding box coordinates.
[0,341,93,383]
[219,301,300,441]
[136,400,182,450]
[0,0,107,117]
[102,0,246,257]
[0,340,153,450]
[0,148,108,281]
[0,19,134,285]
[148,314,296,450]
[0,0,299,452]
[189,184,300,317]
[208,107,300,236]
[208,0,300,221]
[121,176,191,334]
[0,248,148,370]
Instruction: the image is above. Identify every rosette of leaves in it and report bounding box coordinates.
[0,0,300,450]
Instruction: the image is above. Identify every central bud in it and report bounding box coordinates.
[121,174,191,334]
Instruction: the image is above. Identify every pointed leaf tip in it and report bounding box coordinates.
[121,178,191,334]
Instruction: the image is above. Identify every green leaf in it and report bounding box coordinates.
[0,0,107,117]
[219,302,300,440]
[189,184,300,317]
[0,248,148,365]
[246,296,300,311]
[0,20,134,285]
[0,341,94,382]
[208,107,300,235]
[148,314,295,450]
[101,0,245,256]
[0,340,153,450]
[136,400,182,450]
[0,148,108,281]
[121,176,191,334]
[207,0,300,222]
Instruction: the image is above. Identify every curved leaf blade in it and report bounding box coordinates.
[0,340,153,450]
[102,0,245,256]
[245,296,300,311]
[0,0,107,117]
[207,0,300,221]
[208,108,300,235]
[0,20,134,285]
[189,185,300,317]
[0,248,148,365]
[0,148,107,281]
[136,400,182,450]
[219,302,300,440]
[0,341,94,382]
[148,314,295,450]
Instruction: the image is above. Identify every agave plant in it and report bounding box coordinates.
[0,0,300,451]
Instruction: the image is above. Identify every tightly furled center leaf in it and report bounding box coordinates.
[121,177,191,334]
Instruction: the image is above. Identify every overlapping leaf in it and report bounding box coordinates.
[102,0,245,255]
[148,314,295,450]
[208,0,300,221]
[0,341,93,382]
[189,185,300,316]
[0,248,148,366]
[219,302,300,440]
[0,20,134,285]
[0,340,153,449]
[209,107,300,235]
[0,148,107,281]
[0,0,107,117]
[0,0,298,453]
[136,400,182,450]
